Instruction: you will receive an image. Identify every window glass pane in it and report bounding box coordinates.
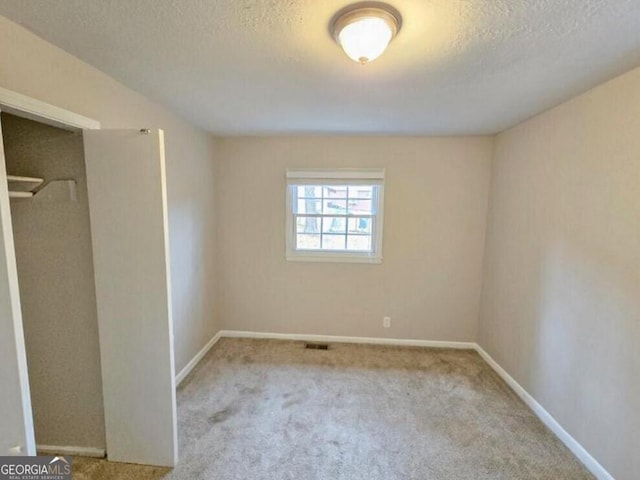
[348,217,371,234]
[297,186,322,199]
[322,234,346,250]
[287,174,383,259]
[296,234,321,250]
[296,199,321,214]
[348,199,372,215]
[297,216,320,233]
[324,186,348,198]
[348,186,373,199]
[322,217,346,234]
[323,199,346,214]
[347,235,372,251]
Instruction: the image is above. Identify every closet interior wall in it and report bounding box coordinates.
[1,112,105,450]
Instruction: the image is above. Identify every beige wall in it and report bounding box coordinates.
[0,16,219,373]
[4,12,636,477]
[3,114,105,449]
[478,66,640,480]
[216,136,493,341]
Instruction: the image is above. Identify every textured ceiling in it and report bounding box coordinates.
[1,0,640,135]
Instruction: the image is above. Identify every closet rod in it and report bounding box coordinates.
[8,191,33,199]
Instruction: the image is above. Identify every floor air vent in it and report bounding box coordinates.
[305,343,329,350]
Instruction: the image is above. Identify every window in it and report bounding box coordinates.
[285,168,385,263]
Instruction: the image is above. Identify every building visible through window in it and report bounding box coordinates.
[286,169,385,263]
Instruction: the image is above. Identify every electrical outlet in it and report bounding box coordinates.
[383,316,391,328]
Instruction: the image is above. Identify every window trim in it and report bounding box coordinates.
[285,168,385,264]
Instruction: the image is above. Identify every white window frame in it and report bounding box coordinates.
[285,168,385,264]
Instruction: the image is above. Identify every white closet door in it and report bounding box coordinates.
[0,113,36,457]
[83,129,177,467]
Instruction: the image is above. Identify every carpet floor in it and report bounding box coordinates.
[73,338,593,479]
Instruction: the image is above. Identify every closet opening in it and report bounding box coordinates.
[0,112,106,457]
[1,87,177,466]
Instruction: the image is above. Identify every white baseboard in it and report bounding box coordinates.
[175,331,222,386]
[474,345,614,480]
[219,330,476,350]
[36,444,105,458]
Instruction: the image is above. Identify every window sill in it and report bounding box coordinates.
[286,253,382,264]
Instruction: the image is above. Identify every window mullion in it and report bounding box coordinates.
[321,185,325,249]
[345,185,349,249]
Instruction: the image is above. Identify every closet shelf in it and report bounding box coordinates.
[7,175,44,198]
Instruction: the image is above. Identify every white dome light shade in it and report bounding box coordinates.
[332,5,401,65]
[339,17,393,64]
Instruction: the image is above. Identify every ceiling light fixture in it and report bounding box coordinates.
[331,3,402,65]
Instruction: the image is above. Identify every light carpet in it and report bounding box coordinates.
[73,338,593,479]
